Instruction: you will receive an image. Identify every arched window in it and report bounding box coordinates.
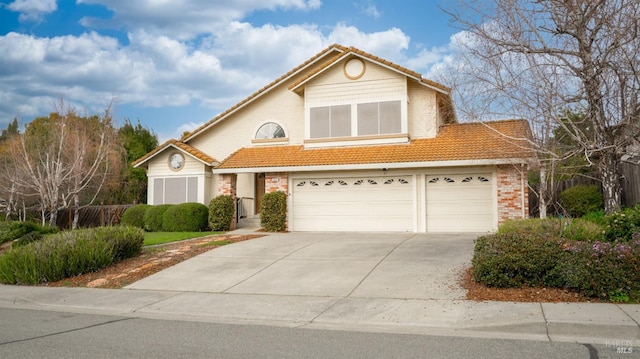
[255,122,286,139]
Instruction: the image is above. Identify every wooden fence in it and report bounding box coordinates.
[55,205,133,230]
[529,161,640,217]
[620,161,640,207]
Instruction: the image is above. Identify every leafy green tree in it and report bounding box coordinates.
[0,118,19,142]
[115,119,158,204]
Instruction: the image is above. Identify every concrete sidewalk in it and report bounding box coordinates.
[0,231,639,346]
[1,284,639,346]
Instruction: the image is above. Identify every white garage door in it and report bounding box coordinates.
[292,175,413,231]
[426,174,494,232]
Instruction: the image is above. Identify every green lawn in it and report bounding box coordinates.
[143,231,222,246]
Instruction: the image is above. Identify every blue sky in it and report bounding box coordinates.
[0,0,462,141]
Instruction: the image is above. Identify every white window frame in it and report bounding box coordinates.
[304,98,408,143]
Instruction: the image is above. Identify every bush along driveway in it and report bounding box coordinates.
[471,208,640,303]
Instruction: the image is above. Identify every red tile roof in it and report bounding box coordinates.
[216,120,535,170]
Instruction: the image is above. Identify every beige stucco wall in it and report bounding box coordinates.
[408,80,439,138]
[146,151,213,205]
[188,82,305,161]
[144,56,446,206]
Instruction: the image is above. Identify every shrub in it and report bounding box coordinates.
[559,185,603,218]
[561,218,604,242]
[12,231,45,248]
[120,204,151,229]
[472,232,563,288]
[603,205,640,242]
[260,191,287,232]
[162,202,209,232]
[0,221,58,245]
[0,226,144,284]
[581,210,606,225]
[144,205,173,232]
[208,195,235,231]
[554,240,640,301]
[93,226,145,261]
[497,218,564,237]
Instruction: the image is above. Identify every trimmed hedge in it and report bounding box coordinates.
[260,191,287,232]
[120,204,151,229]
[473,218,640,302]
[472,232,563,288]
[559,185,603,218]
[162,202,209,232]
[144,204,173,232]
[208,195,235,231]
[0,226,144,285]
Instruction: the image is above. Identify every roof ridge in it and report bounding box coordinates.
[442,119,527,127]
[132,139,217,167]
[288,45,450,93]
[181,44,348,142]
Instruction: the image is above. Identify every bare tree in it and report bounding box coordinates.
[11,101,118,227]
[441,0,640,214]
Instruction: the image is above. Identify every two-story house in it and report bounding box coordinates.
[133,44,534,232]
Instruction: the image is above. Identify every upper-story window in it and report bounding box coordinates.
[310,105,351,138]
[357,101,401,136]
[309,100,401,139]
[255,122,286,139]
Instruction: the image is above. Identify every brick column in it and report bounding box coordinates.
[497,165,529,225]
[217,174,238,230]
[265,172,289,231]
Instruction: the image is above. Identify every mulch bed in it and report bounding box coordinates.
[460,267,595,303]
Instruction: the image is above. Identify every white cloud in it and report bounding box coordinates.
[356,1,381,19]
[6,0,57,22]
[77,0,323,40]
[177,121,204,135]
[405,46,448,73]
[0,13,429,135]
[327,23,409,62]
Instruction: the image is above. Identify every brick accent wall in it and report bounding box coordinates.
[265,172,289,193]
[497,164,529,224]
[217,174,237,230]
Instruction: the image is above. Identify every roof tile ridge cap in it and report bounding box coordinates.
[131,138,177,166]
[348,46,430,82]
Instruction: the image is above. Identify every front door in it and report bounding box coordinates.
[255,173,265,215]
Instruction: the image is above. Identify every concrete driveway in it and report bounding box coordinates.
[127,232,476,300]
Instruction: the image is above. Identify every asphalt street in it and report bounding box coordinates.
[0,308,633,359]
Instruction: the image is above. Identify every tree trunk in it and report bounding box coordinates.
[72,194,80,230]
[600,152,622,214]
[539,165,548,219]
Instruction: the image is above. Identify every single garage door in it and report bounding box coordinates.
[426,174,494,232]
[292,175,413,231]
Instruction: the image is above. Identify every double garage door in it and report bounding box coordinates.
[291,173,494,232]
